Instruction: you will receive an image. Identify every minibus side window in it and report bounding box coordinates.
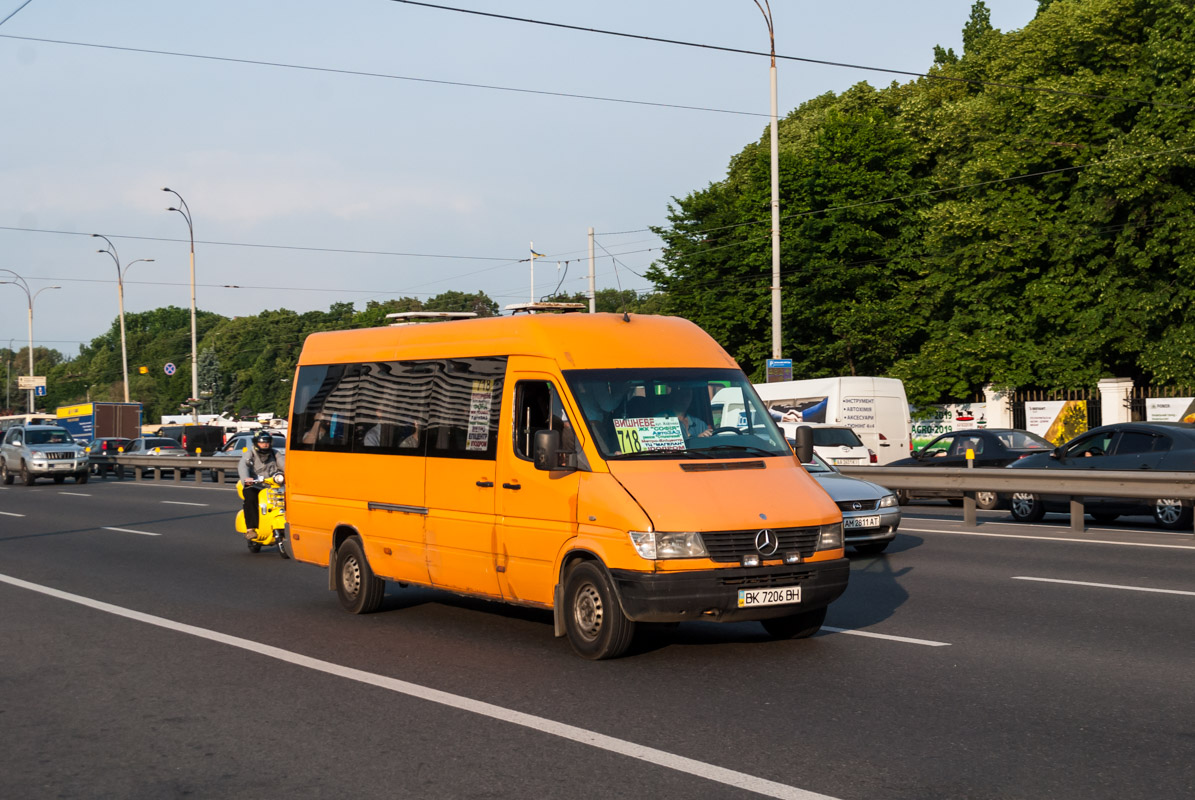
[352,361,430,455]
[291,363,357,453]
[424,357,506,460]
[514,381,575,463]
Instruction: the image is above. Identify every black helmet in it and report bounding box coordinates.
[253,431,272,447]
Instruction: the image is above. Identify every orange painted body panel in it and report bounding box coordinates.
[605,457,840,533]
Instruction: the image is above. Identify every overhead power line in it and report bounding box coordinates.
[0,33,768,119]
[0,225,517,261]
[390,0,1195,112]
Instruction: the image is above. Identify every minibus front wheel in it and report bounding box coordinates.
[563,561,636,660]
[336,537,385,614]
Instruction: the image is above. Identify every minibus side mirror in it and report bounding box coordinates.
[793,425,814,465]
[533,429,575,471]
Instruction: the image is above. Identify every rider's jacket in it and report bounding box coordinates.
[238,447,285,481]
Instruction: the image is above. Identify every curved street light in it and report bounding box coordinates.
[0,269,61,412]
[93,234,153,403]
[163,187,199,421]
[753,0,782,360]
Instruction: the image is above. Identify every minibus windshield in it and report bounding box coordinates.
[564,368,792,460]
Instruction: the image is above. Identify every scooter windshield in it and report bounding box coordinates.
[563,368,792,460]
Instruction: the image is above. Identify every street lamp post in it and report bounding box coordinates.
[0,270,61,413]
[754,0,782,360]
[163,187,198,423]
[93,234,153,403]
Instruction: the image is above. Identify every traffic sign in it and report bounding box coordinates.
[164,362,176,376]
[18,376,46,390]
[765,359,793,383]
[35,385,47,397]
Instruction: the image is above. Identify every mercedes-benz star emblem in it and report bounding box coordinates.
[755,529,778,556]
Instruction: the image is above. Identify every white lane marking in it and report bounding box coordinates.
[899,527,1195,551]
[59,492,92,497]
[1012,576,1195,597]
[0,573,839,800]
[0,511,25,517]
[161,501,208,507]
[822,626,950,647]
[101,527,162,537]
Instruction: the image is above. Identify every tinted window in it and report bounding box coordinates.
[26,428,73,445]
[996,431,1051,450]
[811,428,863,448]
[1115,431,1169,455]
[291,357,506,460]
[1065,431,1114,458]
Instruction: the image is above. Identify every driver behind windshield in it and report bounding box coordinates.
[664,387,712,441]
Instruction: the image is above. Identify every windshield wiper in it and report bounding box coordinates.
[605,448,704,460]
[696,444,782,458]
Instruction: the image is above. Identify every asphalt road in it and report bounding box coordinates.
[1,477,1192,799]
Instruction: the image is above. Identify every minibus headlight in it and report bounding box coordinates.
[816,522,843,550]
[879,493,898,508]
[628,531,708,560]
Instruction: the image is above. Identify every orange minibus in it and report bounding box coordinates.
[285,312,848,659]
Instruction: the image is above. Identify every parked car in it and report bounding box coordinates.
[1,424,90,485]
[1005,422,1195,529]
[780,422,875,467]
[85,437,133,475]
[799,451,900,554]
[886,428,1053,508]
[207,431,287,481]
[157,424,226,455]
[124,437,192,477]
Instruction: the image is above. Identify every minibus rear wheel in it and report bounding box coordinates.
[336,537,385,614]
[563,561,635,660]
[760,606,826,640]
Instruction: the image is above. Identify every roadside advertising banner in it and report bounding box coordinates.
[764,396,828,425]
[1145,397,1195,422]
[910,402,988,449]
[1026,400,1088,445]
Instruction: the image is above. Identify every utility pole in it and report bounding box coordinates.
[754,0,782,359]
[588,227,596,313]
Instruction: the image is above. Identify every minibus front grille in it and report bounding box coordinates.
[703,527,820,562]
[718,569,814,588]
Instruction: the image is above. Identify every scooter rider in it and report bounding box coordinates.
[238,431,285,541]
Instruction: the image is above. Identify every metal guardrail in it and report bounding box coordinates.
[89,454,239,484]
[839,466,1195,533]
[88,455,1195,533]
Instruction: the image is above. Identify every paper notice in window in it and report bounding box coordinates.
[467,379,494,451]
[612,416,685,452]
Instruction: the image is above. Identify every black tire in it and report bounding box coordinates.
[975,491,999,510]
[563,561,636,660]
[760,606,827,640]
[21,463,35,486]
[75,472,89,485]
[52,475,65,484]
[1009,492,1045,522]
[853,541,890,555]
[275,530,290,560]
[246,540,262,553]
[894,489,910,506]
[208,470,218,483]
[336,537,384,614]
[1089,511,1120,524]
[946,498,964,507]
[1152,499,1192,531]
[0,461,12,485]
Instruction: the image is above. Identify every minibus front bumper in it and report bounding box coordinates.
[608,559,850,623]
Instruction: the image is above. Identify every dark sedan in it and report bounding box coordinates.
[85,437,132,475]
[886,428,1052,508]
[1005,422,1195,529]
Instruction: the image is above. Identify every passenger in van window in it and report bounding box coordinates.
[574,380,630,455]
[666,387,712,440]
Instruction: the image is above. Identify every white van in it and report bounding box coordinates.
[713,377,911,465]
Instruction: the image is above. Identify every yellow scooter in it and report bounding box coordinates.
[236,473,289,558]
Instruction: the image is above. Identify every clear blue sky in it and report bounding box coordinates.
[0,0,1041,354]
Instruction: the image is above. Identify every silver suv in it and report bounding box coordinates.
[1,425,89,485]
